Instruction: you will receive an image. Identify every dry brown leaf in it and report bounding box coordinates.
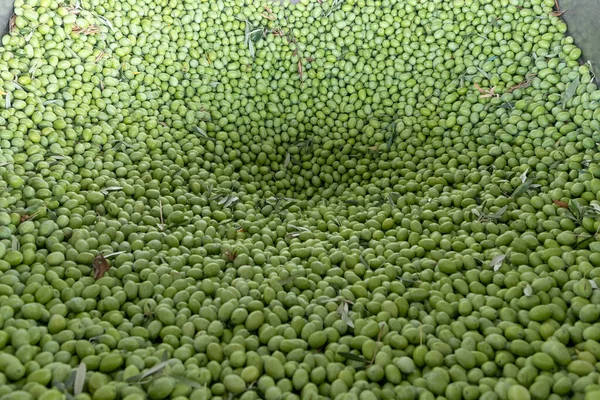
[94,51,106,62]
[72,24,101,35]
[9,14,16,34]
[553,200,569,209]
[507,73,537,93]
[261,12,276,21]
[93,254,110,279]
[473,83,487,94]
[474,84,499,98]
[549,10,567,17]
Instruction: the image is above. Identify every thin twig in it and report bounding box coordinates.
[158,200,165,231]
[370,323,385,365]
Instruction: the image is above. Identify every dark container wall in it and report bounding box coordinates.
[559,0,600,84]
[0,0,12,38]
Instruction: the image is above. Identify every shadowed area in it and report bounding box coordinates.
[559,0,600,83]
[0,0,13,38]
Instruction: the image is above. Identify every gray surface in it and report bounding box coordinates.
[0,0,12,38]
[560,0,600,82]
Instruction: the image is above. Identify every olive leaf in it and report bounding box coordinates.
[323,0,345,17]
[74,362,87,395]
[476,67,490,80]
[217,195,239,208]
[92,253,111,280]
[157,199,166,231]
[100,186,123,195]
[359,255,368,268]
[388,192,400,208]
[553,199,569,209]
[510,179,541,200]
[104,251,125,258]
[523,284,533,297]
[172,375,203,389]
[341,312,354,328]
[278,273,296,286]
[386,124,399,148]
[519,168,529,184]
[193,126,216,142]
[586,60,596,84]
[337,301,347,316]
[507,73,537,93]
[29,61,41,78]
[12,236,20,251]
[590,204,600,215]
[96,15,115,32]
[556,199,586,224]
[396,275,420,286]
[64,45,80,59]
[126,353,171,384]
[316,296,334,304]
[499,101,515,110]
[472,203,507,222]
[491,205,508,219]
[202,182,214,198]
[287,224,310,232]
[53,381,76,400]
[589,280,598,290]
[570,199,583,218]
[111,140,133,151]
[491,253,508,271]
[337,352,368,363]
[561,75,580,109]
[64,370,77,389]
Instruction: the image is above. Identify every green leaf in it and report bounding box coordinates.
[74,362,87,396]
[172,375,203,389]
[11,236,19,251]
[491,254,507,271]
[341,312,354,328]
[126,358,171,383]
[569,199,583,219]
[576,235,595,249]
[562,75,580,109]
[64,370,77,389]
[337,352,368,363]
[491,205,508,219]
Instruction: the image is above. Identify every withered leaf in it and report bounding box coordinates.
[549,9,567,17]
[553,199,569,209]
[93,254,110,280]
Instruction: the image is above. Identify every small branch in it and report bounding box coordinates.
[158,200,165,231]
[370,322,386,365]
